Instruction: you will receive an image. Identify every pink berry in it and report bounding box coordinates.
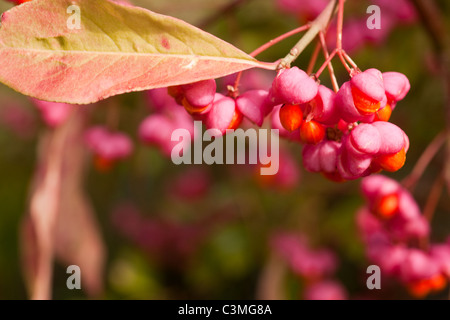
[85,126,133,162]
[382,71,410,104]
[302,140,341,174]
[309,85,339,125]
[235,90,272,127]
[181,79,216,109]
[31,99,73,128]
[205,96,238,135]
[270,67,319,105]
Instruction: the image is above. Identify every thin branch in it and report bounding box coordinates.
[249,25,311,58]
[278,0,337,69]
[307,41,321,75]
[419,173,444,251]
[314,49,337,78]
[423,174,444,222]
[337,50,352,73]
[342,50,358,69]
[402,130,447,191]
[231,24,310,94]
[319,31,339,92]
[336,0,345,50]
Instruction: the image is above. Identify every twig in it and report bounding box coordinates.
[277,0,337,69]
[249,25,311,58]
[402,130,447,191]
[232,24,310,94]
[336,0,345,50]
[314,49,337,79]
[423,174,444,222]
[307,41,321,75]
[318,31,339,92]
[419,173,444,251]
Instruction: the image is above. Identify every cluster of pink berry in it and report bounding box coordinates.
[273,67,411,181]
[272,233,347,300]
[166,79,275,135]
[145,63,411,183]
[357,175,450,297]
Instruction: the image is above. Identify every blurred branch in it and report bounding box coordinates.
[410,0,450,196]
[256,252,286,299]
[402,130,447,191]
[423,174,444,222]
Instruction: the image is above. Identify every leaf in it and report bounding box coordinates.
[0,0,273,104]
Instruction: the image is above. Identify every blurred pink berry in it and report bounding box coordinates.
[168,167,211,201]
[31,99,73,128]
[139,105,195,157]
[430,243,450,277]
[374,0,417,24]
[304,280,347,300]
[257,147,301,190]
[277,0,328,21]
[400,249,440,283]
[360,175,430,240]
[272,233,337,279]
[85,126,133,161]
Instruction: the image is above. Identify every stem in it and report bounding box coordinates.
[419,173,445,250]
[423,174,444,222]
[307,41,321,75]
[314,49,337,79]
[232,24,311,94]
[342,50,358,69]
[319,31,339,92]
[250,25,311,58]
[336,0,345,50]
[337,50,352,73]
[402,130,448,191]
[278,0,338,69]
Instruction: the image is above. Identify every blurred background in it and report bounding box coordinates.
[0,0,449,299]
